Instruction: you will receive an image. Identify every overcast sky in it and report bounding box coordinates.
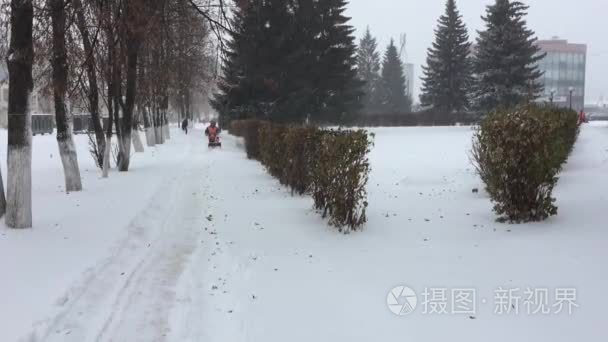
[346,0,608,105]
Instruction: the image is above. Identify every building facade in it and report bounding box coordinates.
[404,63,415,101]
[536,38,587,112]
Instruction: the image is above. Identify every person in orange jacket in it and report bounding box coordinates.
[205,120,221,143]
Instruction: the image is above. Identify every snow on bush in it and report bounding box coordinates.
[230,120,373,231]
[471,104,579,223]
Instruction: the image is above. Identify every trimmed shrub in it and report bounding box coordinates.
[533,106,580,170]
[283,126,319,195]
[233,120,373,232]
[311,129,373,231]
[259,123,289,183]
[472,104,579,223]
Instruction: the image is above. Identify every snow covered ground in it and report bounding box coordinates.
[1,123,607,341]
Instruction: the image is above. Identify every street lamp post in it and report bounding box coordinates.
[568,86,574,110]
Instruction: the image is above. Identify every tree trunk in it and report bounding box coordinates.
[0,167,6,218]
[163,111,170,140]
[131,111,144,152]
[143,106,155,146]
[102,82,113,178]
[73,0,105,166]
[50,0,82,192]
[154,105,163,144]
[101,135,112,178]
[118,30,140,171]
[6,0,34,228]
[162,95,170,140]
[101,0,117,178]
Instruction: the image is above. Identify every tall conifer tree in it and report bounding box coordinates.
[380,39,411,113]
[420,0,472,113]
[473,0,544,111]
[356,27,382,114]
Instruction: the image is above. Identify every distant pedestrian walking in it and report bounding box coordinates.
[182,118,189,134]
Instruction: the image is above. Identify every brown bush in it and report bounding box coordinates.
[311,129,372,231]
[283,126,319,195]
[235,121,373,232]
[471,104,579,223]
[258,123,284,182]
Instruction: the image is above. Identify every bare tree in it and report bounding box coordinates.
[49,0,82,192]
[73,0,105,167]
[6,0,34,228]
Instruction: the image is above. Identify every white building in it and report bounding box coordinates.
[404,63,415,100]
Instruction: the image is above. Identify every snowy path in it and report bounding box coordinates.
[32,131,215,342]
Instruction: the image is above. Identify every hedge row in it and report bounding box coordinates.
[471,104,580,223]
[230,120,373,232]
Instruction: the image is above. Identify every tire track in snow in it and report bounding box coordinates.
[28,132,213,342]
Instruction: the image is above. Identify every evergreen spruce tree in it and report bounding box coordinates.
[380,39,411,113]
[212,0,292,122]
[420,0,472,113]
[356,27,382,114]
[312,0,363,122]
[212,0,362,124]
[473,0,544,111]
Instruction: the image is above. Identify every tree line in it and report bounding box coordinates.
[1,0,220,228]
[356,30,413,115]
[214,0,543,125]
[212,0,414,124]
[419,0,543,114]
[358,0,543,116]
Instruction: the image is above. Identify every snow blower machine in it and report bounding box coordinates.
[208,134,222,148]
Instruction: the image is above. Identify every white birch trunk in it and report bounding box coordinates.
[57,136,82,192]
[0,167,6,217]
[145,126,156,147]
[102,135,111,178]
[131,129,144,152]
[6,139,33,228]
[6,0,34,228]
[155,125,163,145]
[118,133,132,171]
[164,122,170,140]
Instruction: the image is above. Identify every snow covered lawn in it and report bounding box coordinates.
[1,123,607,341]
